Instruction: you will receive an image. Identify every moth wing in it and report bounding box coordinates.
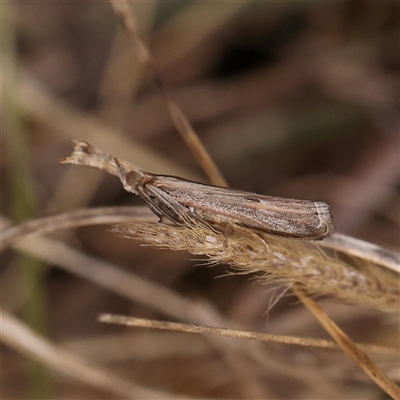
[153,176,335,239]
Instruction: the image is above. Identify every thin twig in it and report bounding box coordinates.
[98,314,399,355]
[110,0,228,187]
[291,285,400,400]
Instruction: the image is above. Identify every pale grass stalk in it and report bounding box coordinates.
[0,206,155,252]
[98,3,156,126]
[98,314,399,356]
[321,233,400,274]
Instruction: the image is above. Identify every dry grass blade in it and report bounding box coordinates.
[0,206,155,251]
[322,232,400,274]
[291,285,400,400]
[110,0,228,187]
[1,310,175,400]
[98,314,399,356]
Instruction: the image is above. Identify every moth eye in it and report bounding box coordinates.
[125,171,141,186]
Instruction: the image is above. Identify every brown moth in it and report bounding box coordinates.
[115,160,335,240]
[61,141,335,240]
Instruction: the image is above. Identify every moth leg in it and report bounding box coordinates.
[114,159,198,225]
[134,185,178,222]
[135,186,168,221]
[137,184,197,226]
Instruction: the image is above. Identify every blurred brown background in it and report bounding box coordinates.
[2,2,399,399]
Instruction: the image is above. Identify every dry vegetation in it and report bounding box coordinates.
[2,2,399,399]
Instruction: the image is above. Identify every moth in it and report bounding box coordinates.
[61,141,335,240]
[115,160,335,240]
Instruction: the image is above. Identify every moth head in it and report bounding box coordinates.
[113,157,144,195]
